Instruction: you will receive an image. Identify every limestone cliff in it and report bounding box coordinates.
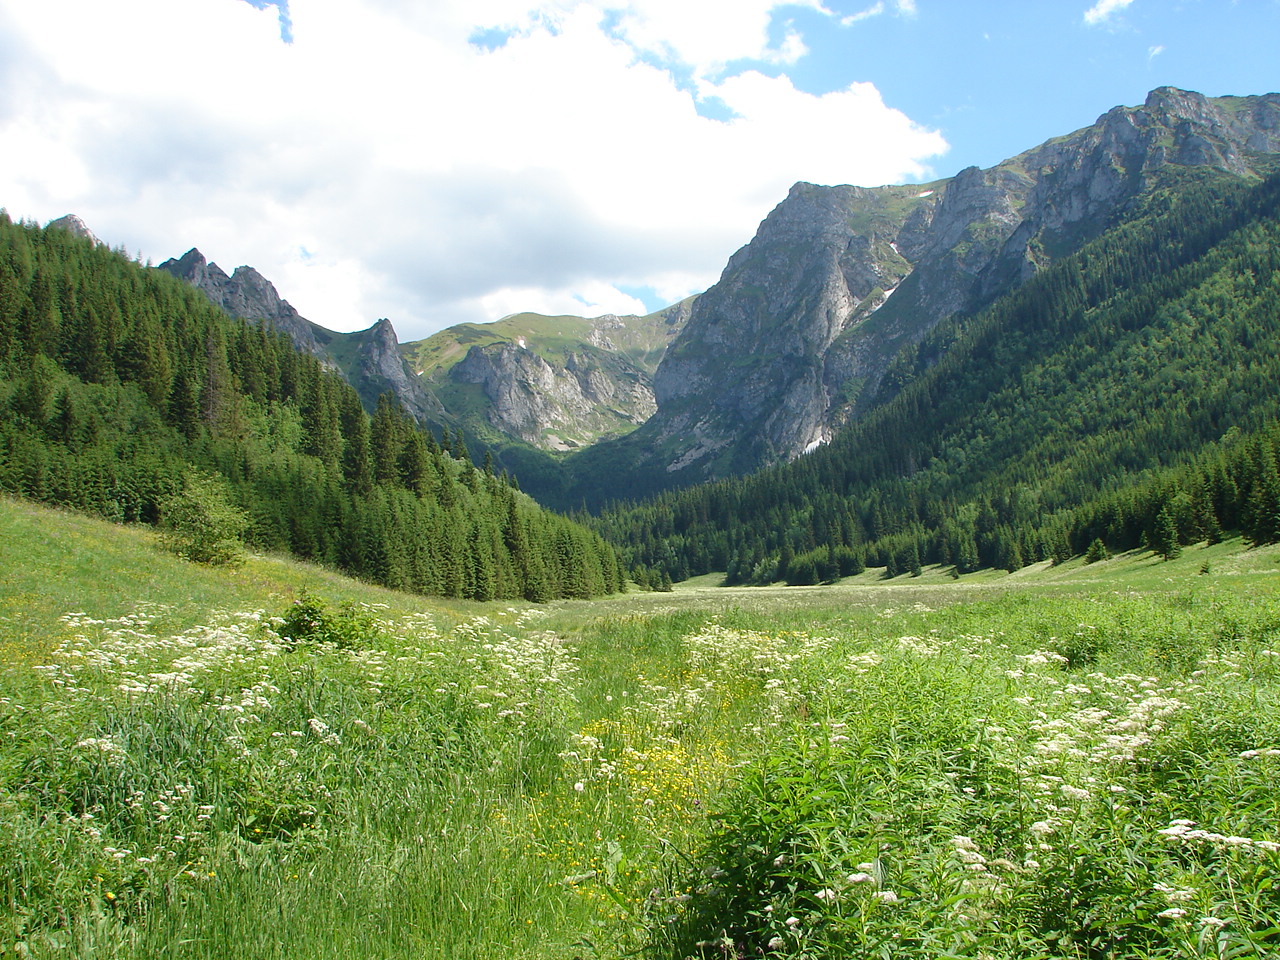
[159,249,327,359]
[46,214,101,245]
[638,88,1280,481]
[406,302,690,450]
[450,340,655,450]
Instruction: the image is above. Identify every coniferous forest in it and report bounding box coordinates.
[0,212,623,601]
[595,168,1280,586]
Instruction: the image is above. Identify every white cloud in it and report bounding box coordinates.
[0,0,947,339]
[1148,44,1164,61]
[840,2,916,27]
[1083,0,1136,27]
[842,3,885,27]
[599,0,831,78]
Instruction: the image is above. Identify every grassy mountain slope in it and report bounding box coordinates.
[405,306,682,380]
[583,91,1280,500]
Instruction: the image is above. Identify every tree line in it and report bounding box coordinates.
[0,212,623,601]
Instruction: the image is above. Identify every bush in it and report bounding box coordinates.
[276,592,383,649]
[158,471,249,566]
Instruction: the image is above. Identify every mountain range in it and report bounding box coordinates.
[134,87,1280,506]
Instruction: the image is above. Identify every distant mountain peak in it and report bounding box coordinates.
[160,249,446,425]
[159,248,321,354]
[46,214,100,245]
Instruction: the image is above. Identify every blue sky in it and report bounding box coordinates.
[1,0,1277,339]
[781,0,1280,173]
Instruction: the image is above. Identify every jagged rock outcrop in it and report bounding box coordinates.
[408,301,691,450]
[46,215,100,245]
[641,87,1280,481]
[159,249,326,358]
[160,249,445,423]
[452,340,655,450]
[336,317,447,424]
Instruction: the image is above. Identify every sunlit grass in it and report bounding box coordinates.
[4,496,1280,957]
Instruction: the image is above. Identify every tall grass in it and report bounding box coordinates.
[3,497,1280,957]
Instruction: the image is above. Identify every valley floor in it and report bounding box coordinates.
[3,497,1280,958]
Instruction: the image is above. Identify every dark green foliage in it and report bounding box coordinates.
[276,592,383,650]
[1150,504,1182,561]
[597,169,1280,583]
[1084,538,1109,564]
[0,214,621,601]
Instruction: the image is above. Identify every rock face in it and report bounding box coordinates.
[322,318,448,424]
[159,249,327,359]
[160,249,444,423]
[46,215,101,245]
[410,303,691,450]
[640,87,1280,481]
[452,340,656,450]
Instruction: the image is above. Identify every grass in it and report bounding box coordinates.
[3,496,1280,958]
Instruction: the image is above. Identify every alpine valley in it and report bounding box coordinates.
[5,86,1280,586]
[10,83,1280,960]
[165,87,1280,515]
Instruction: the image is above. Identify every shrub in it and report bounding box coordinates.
[158,471,249,566]
[276,591,383,649]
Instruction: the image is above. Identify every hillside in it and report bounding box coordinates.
[402,300,692,451]
[158,250,448,427]
[566,88,1280,503]
[147,90,1280,512]
[0,213,623,601]
[597,165,1280,584]
[161,244,695,455]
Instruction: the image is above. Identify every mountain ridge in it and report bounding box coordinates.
[595,164,1280,584]
[158,248,447,424]
[403,302,692,450]
[616,87,1280,490]
[56,86,1280,511]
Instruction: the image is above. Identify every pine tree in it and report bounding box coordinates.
[1151,504,1182,561]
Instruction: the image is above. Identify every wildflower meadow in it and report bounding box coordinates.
[3,498,1280,958]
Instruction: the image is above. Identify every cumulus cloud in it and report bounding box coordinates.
[1083,0,1136,27]
[0,0,947,338]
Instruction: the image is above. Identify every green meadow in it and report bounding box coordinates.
[3,496,1280,959]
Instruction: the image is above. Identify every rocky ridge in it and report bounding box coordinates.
[159,249,444,423]
[46,214,101,245]
[405,301,692,450]
[159,249,327,358]
[639,87,1280,481]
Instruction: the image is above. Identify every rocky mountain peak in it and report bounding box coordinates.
[46,214,100,245]
[636,87,1280,484]
[159,249,324,358]
[160,248,446,426]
